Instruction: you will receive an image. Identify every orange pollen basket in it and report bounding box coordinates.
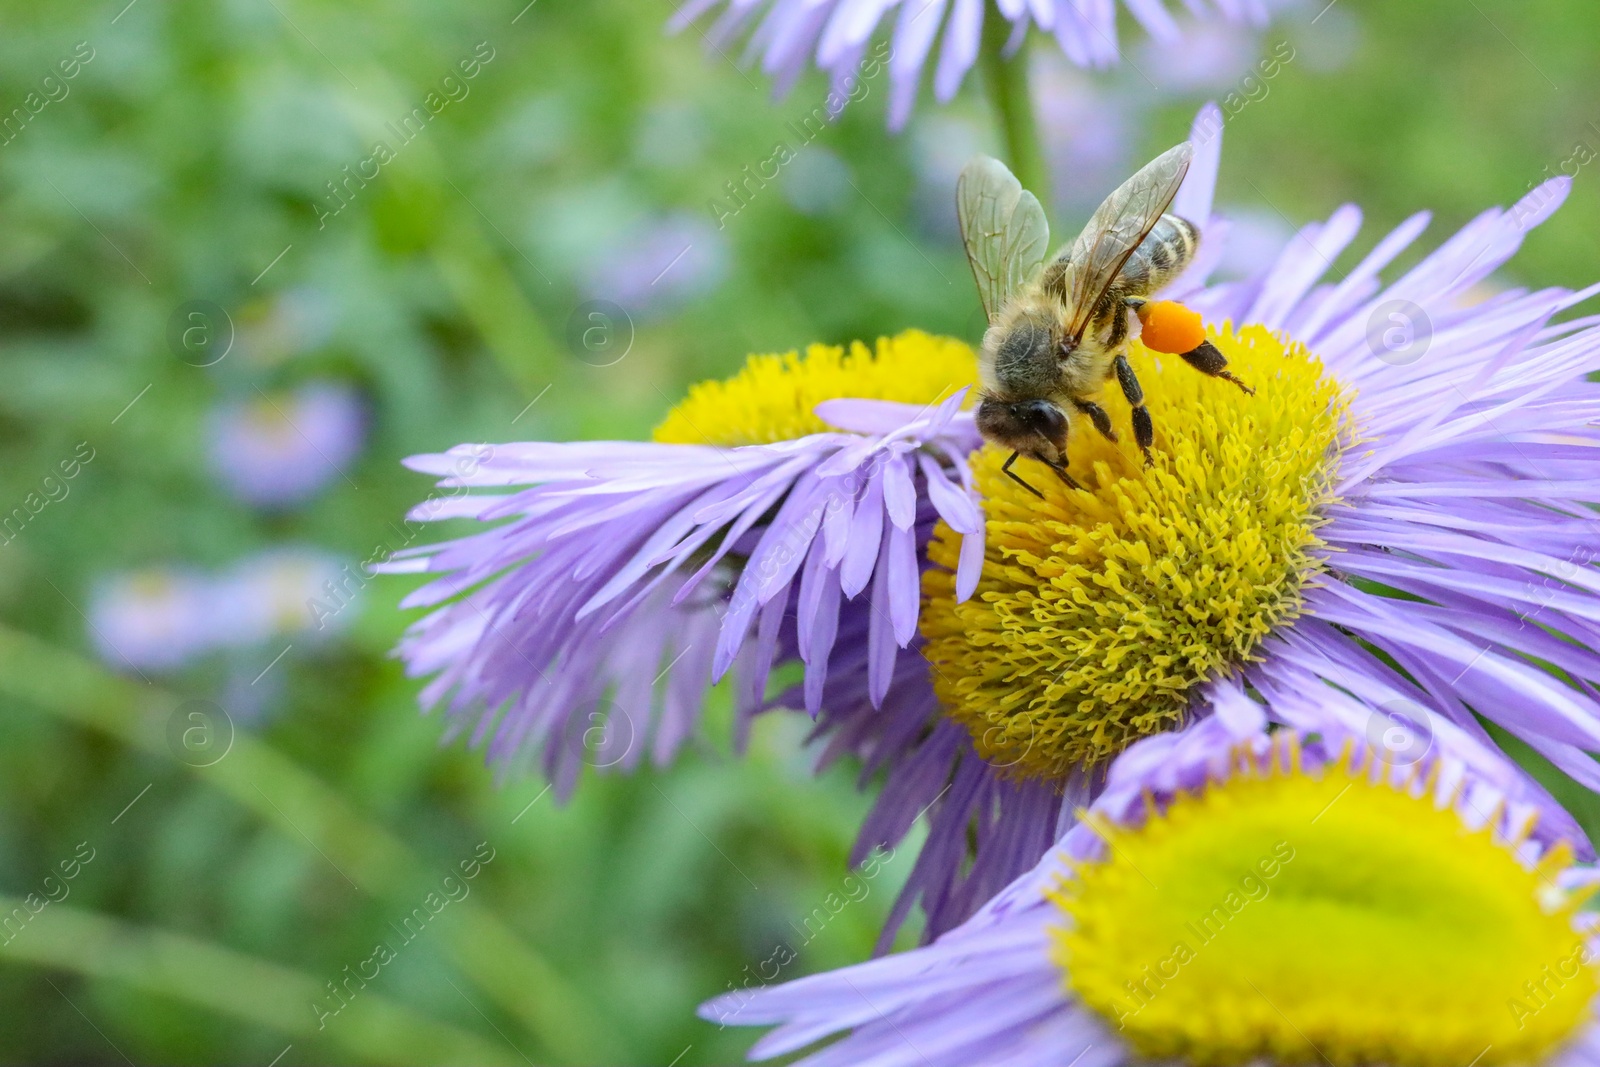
[1137,299,1207,355]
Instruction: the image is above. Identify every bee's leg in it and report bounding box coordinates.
[1000,450,1045,499]
[1180,340,1255,395]
[1104,300,1131,349]
[1071,399,1118,443]
[1112,353,1154,467]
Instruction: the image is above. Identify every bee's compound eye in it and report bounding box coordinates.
[1021,400,1067,444]
[975,397,1017,441]
[1137,300,1206,355]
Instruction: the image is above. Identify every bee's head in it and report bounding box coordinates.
[975,397,1069,464]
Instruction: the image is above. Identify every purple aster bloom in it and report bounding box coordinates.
[207,381,366,509]
[704,698,1597,1067]
[669,0,1268,130]
[782,102,1600,946]
[1188,141,1600,796]
[389,99,1600,960]
[583,212,729,320]
[381,332,984,797]
[88,567,220,672]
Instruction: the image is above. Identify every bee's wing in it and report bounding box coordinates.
[1059,142,1193,343]
[957,155,1050,325]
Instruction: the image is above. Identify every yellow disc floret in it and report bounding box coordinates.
[653,329,978,447]
[921,325,1349,778]
[1053,747,1596,1067]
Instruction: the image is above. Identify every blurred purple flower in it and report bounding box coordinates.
[583,212,728,318]
[88,547,352,674]
[1210,203,1292,279]
[910,114,989,238]
[670,0,1268,130]
[781,146,853,216]
[1135,14,1261,93]
[89,567,218,672]
[1031,58,1135,215]
[207,381,366,509]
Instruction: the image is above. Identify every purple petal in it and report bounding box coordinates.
[882,453,918,529]
[867,532,899,706]
[840,475,885,597]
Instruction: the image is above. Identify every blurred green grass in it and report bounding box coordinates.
[0,0,1597,1062]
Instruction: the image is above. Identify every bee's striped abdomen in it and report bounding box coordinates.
[1119,214,1199,294]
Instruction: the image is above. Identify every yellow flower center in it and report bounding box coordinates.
[920,325,1349,778]
[245,396,303,445]
[652,330,978,447]
[1053,749,1595,1067]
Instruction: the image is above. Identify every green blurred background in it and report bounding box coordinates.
[0,0,1597,1062]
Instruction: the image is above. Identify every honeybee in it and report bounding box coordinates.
[958,141,1253,497]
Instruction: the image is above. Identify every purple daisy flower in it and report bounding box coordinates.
[782,101,1600,946]
[207,381,366,509]
[704,700,1598,1067]
[381,332,985,796]
[669,0,1268,130]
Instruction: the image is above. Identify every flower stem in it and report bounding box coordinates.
[979,7,1049,205]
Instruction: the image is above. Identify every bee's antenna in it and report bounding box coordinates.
[999,450,1046,500]
[1045,460,1083,493]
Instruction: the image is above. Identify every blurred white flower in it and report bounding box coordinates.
[235,286,338,368]
[223,546,356,642]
